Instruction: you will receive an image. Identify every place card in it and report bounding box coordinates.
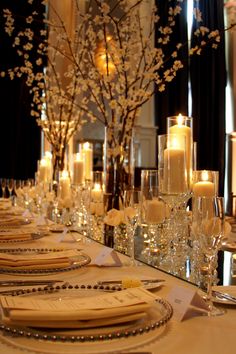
[56,227,79,243]
[36,215,48,226]
[92,246,122,267]
[167,285,209,321]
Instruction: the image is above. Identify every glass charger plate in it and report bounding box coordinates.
[0,248,91,275]
[211,286,236,305]
[0,284,172,354]
[0,231,48,244]
[0,219,31,228]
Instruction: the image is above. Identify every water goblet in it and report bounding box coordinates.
[6,178,14,199]
[0,178,7,198]
[192,196,225,316]
[123,189,141,266]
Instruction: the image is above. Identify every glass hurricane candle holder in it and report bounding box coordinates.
[192,170,219,197]
[140,169,168,267]
[167,115,193,189]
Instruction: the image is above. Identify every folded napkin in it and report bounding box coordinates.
[0,287,156,328]
[0,229,34,241]
[0,249,82,270]
[0,217,29,227]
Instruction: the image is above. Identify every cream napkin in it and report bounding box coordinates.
[0,249,82,270]
[0,287,156,328]
[0,229,34,241]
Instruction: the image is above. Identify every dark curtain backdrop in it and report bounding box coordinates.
[190,0,226,196]
[155,0,189,134]
[0,1,44,180]
[155,0,226,196]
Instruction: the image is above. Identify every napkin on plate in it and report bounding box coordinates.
[0,249,82,270]
[0,287,157,328]
[0,229,34,241]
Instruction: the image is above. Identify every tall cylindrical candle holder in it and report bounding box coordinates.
[81,142,93,182]
[192,170,219,197]
[72,152,84,186]
[167,115,193,189]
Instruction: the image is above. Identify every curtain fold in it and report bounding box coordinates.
[0,0,44,179]
[190,0,226,196]
[155,0,189,134]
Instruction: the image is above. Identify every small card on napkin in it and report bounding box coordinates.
[167,286,209,321]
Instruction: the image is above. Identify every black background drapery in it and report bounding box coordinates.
[0,1,44,180]
[155,0,226,196]
[154,0,189,135]
[190,0,226,196]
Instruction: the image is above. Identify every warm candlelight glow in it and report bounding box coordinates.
[201,170,209,181]
[177,114,184,126]
[61,170,69,179]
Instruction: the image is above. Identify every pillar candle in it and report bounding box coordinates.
[82,142,93,181]
[73,154,84,185]
[60,170,71,200]
[38,158,51,183]
[193,181,215,197]
[163,147,186,194]
[91,183,103,202]
[168,115,192,185]
[145,199,165,224]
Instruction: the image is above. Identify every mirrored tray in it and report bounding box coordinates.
[0,248,91,275]
[0,284,172,350]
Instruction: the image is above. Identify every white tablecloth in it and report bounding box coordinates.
[0,211,235,354]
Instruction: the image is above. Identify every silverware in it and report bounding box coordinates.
[97,279,165,285]
[212,290,236,304]
[0,279,64,287]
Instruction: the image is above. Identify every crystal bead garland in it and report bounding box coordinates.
[103,125,134,248]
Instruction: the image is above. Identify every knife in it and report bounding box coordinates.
[0,279,64,287]
[97,279,165,285]
[212,290,236,304]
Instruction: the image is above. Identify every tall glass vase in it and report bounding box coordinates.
[103,125,134,247]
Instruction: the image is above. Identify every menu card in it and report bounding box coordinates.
[0,287,157,328]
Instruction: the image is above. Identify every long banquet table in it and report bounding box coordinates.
[0,202,235,354]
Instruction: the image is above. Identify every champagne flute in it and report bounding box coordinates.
[192,196,225,316]
[123,189,141,266]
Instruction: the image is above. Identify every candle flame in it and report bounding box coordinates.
[75,152,82,161]
[201,170,209,181]
[94,183,101,191]
[83,142,90,150]
[62,170,69,179]
[177,114,184,126]
[40,158,48,167]
[44,151,52,159]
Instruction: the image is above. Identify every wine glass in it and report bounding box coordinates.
[6,178,14,199]
[123,189,141,266]
[0,178,7,198]
[192,196,225,316]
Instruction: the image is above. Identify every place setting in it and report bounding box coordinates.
[0,248,91,275]
[0,283,172,354]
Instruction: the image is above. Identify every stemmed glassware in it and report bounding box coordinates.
[0,178,7,198]
[192,196,225,316]
[6,178,14,199]
[123,189,141,266]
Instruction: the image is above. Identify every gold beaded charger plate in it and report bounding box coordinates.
[0,248,91,275]
[0,230,49,244]
[0,284,173,354]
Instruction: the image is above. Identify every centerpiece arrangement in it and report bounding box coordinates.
[1,0,222,199]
